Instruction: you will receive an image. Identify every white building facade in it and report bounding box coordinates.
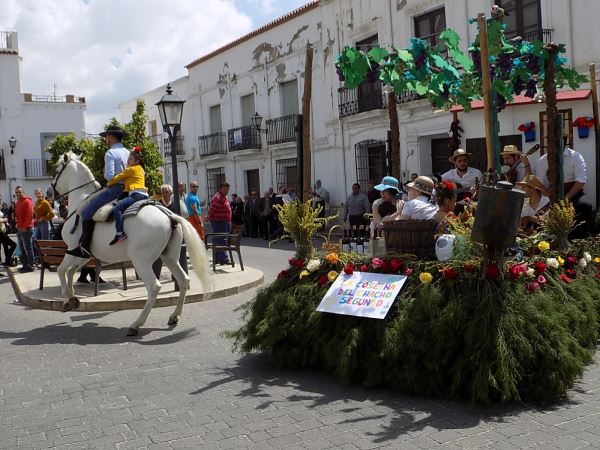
[0,31,86,204]
[120,0,600,209]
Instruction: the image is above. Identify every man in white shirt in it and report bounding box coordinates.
[441,149,483,200]
[311,179,330,217]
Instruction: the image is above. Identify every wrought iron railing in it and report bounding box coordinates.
[338,80,385,118]
[515,28,553,44]
[396,91,425,105]
[198,132,227,157]
[266,114,298,145]
[163,135,185,157]
[24,159,52,178]
[227,126,262,151]
[23,94,86,103]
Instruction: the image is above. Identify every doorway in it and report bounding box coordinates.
[245,169,260,195]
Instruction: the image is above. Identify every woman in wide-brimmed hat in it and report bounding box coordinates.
[516,175,550,230]
[399,175,438,220]
[370,176,404,237]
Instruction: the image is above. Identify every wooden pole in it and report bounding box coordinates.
[589,63,600,208]
[543,43,560,202]
[301,44,314,202]
[387,92,401,180]
[477,13,494,172]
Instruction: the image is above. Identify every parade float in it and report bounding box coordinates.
[227,10,600,405]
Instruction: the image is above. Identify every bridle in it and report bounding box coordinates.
[51,156,100,200]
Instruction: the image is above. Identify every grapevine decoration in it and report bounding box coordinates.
[335,15,586,113]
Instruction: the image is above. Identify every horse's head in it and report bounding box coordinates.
[51,151,99,199]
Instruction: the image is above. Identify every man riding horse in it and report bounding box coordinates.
[67,125,129,258]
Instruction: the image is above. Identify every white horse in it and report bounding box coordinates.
[51,152,212,336]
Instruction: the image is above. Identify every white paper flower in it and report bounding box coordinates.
[578,258,587,269]
[546,258,559,269]
[584,252,592,262]
[306,259,321,272]
[526,268,535,278]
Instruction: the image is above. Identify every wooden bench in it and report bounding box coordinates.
[34,240,133,296]
[205,225,244,272]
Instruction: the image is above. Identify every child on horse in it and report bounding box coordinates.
[107,147,148,245]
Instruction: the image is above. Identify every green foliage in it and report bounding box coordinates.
[46,99,163,193]
[229,255,600,405]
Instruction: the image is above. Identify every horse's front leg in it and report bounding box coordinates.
[127,260,161,336]
[57,255,88,312]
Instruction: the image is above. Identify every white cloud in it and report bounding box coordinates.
[0,0,257,132]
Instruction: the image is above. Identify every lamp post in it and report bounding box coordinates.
[8,136,16,154]
[156,84,188,280]
[251,112,268,134]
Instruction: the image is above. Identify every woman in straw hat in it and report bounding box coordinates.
[399,176,438,220]
[516,175,550,231]
[370,176,404,237]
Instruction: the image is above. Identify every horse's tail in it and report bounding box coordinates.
[170,215,213,298]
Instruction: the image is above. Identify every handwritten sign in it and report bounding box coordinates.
[317,272,407,319]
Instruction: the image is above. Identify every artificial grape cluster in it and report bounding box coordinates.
[496,93,508,112]
[513,78,526,95]
[526,55,540,74]
[366,64,380,83]
[471,50,482,75]
[414,53,426,70]
[336,66,345,82]
[525,79,537,98]
[496,53,513,77]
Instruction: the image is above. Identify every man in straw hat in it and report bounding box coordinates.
[500,144,532,184]
[67,125,130,258]
[442,149,482,200]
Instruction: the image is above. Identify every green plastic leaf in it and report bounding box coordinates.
[368,47,389,62]
[450,48,473,70]
[440,29,460,49]
[414,82,429,95]
[397,50,413,62]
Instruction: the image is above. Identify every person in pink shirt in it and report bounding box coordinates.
[207,182,232,265]
[14,186,35,273]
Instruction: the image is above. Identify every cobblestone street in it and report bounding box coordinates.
[1,241,600,449]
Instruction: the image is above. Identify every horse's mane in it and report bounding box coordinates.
[59,151,101,189]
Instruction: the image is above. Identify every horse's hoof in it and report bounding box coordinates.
[126,328,139,336]
[63,297,80,312]
[167,316,178,326]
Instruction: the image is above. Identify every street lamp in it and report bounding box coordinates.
[8,136,16,154]
[156,83,188,280]
[251,112,268,134]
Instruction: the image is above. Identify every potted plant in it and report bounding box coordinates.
[518,122,536,142]
[573,116,594,139]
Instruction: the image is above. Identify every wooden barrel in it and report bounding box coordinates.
[383,220,438,258]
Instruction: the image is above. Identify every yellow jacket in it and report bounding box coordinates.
[107,164,147,192]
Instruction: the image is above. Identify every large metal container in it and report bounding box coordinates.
[471,181,525,248]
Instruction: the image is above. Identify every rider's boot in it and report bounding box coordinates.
[66,220,95,258]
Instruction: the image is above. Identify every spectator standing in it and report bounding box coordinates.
[242,194,251,236]
[151,184,180,278]
[33,187,55,240]
[8,201,16,233]
[14,186,35,273]
[250,191,261,238]
[231,194,244,226]
[258,191,273,240]
[185,182,205,240]
[178,182,189,216]
[0,210,17,267]
[344,183,370,236]
[311,179,330,217]
[208,183,232,265]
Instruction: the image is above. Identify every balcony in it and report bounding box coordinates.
[396,91,424,105]
[228,126,261,151]
[338,81,385,118]
[198,132,227,157]
[508,28,553,44]
[23,94,86,103]
[25,159,52,178]
[163,135,185,157]
[0,31,18,52]
[266,114,299,145]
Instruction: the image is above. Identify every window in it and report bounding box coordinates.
[240,94,255,126]
[209,104,222,133]
[280,79,299,116]
[498,0,542,41]
[464,135,523,172]
[276,158,298,193]
[206,167,226,199]
[355,140,387,189]
[148,119,158,137]
[539,109,573,155]
[414,7,446,48]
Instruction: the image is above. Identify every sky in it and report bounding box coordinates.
[0,0,311,133]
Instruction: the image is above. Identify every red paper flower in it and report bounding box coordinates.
[536,275,547,285]
[534,261,546,275]
[293,259,304,269]
[404,267,414,276]
[528,281,540,293]
[318,275,329,286]
[560,274,574,283]
[508,263,527,280]
[133,146,142,152]
[442,267,459,280]
[566,256,578,266]
[485,264,501,279]
[360,264,369,272]
[565,268,577,279]
[390,259,403,273]
[382,259,392,273]
[277,270,289,280]
[464,264,476,273]
[288,257,296,265]
[595,273,600,279]
[343,263,354,275]
[371,258,384,268]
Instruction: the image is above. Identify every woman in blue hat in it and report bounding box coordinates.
[370,176,404,238]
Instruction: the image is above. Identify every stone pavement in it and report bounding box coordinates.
[1,239,600,449]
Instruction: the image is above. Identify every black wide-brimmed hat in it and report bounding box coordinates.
[99,125,127,138]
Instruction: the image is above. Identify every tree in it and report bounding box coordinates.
[47,99,164,194]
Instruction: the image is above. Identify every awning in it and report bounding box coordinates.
[450,89,592,112]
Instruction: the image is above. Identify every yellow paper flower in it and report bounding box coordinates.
[299,270,310,279]
[537,241,550,252]
[325,253,339,264]
[557,256,565,266]
[594,257,600,264]
[327,270,338,282]
[419,272,433,284]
